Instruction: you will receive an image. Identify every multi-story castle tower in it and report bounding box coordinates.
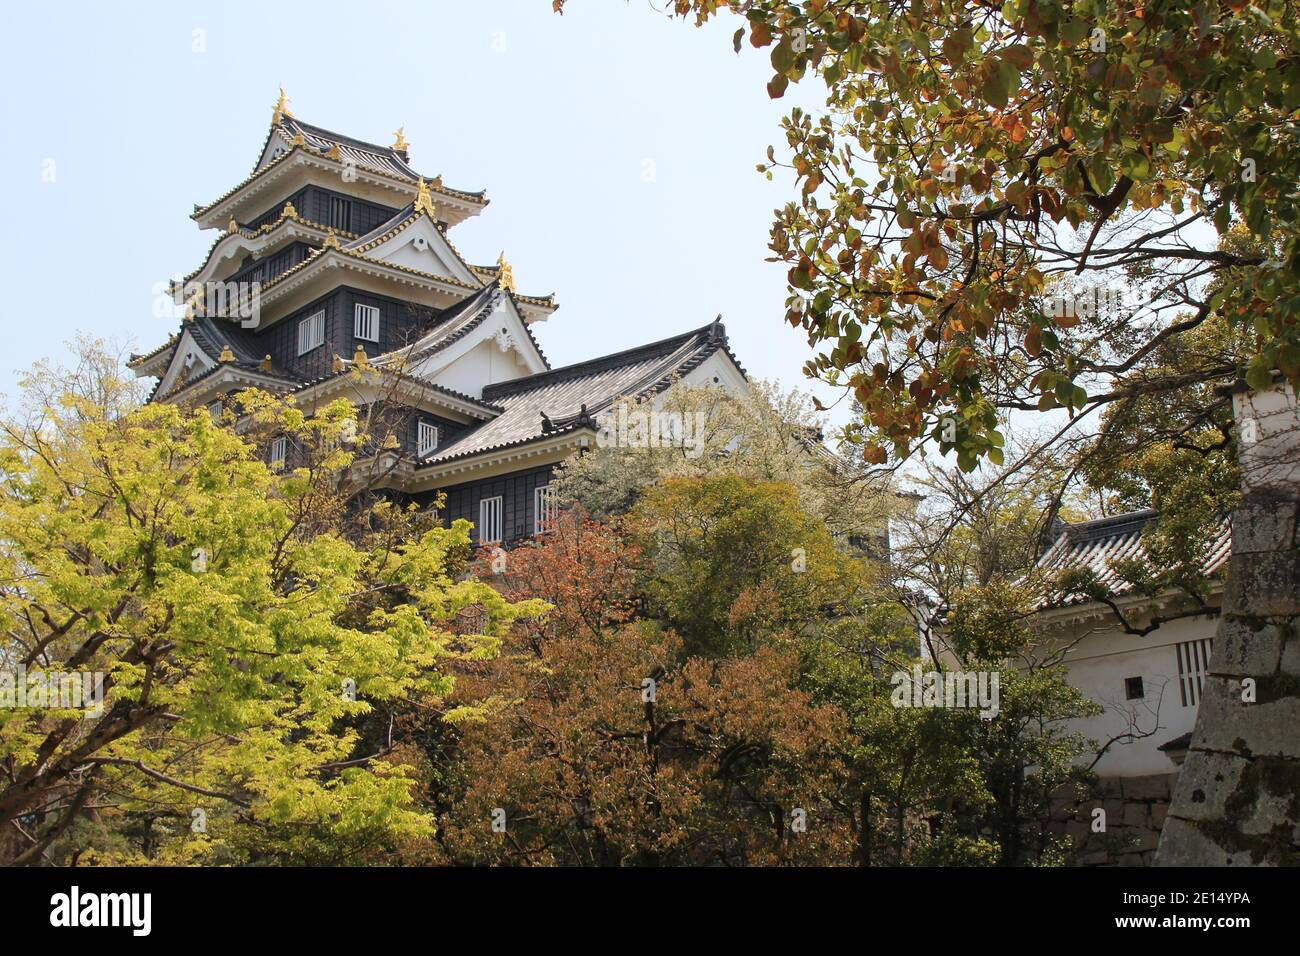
[130,92,748,545]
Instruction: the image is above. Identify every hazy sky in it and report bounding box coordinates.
[0,1,840,416]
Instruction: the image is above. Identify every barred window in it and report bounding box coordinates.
[329,195,350,232]
[354,303,380,342]
[534,485,558,534]
[1175,637,1214,707]
[479,496,503,545]
[297,310,325,355]
[417,421,439,457]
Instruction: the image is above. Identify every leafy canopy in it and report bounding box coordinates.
[0,357,542,865]
[558,0,1300,471]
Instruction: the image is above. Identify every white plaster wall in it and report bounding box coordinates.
[679,349,750,395]
[429,339,531,398]
[382,237,459,276]
[1056,613,1219,777]
[368,219,476,285]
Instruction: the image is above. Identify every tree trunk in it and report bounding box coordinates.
[1157,383,1300,866]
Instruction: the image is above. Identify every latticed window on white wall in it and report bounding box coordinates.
[297,309,325,355]
[354,303,379,342]
[479,496,503,545]
[534,485,558,534]
[1175,637,1213,707]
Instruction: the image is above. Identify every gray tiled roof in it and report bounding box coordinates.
[277,117,424,183]
[1036,509,1231,603]
[139,299,741,478]
[187,315,266,369]
[146,315,297,403]
[274,118,487,201]
[389,283,502,362]
[375,281,549,370]
[417,320,737,466]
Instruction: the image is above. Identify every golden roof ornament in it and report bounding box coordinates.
[331,353,344,374]
[218,345,235,363]
[282,201,298,221]
[382,433,400,450]
[272,87,293,124]
[392,126,409,151]
[497,252,516,292]
[353,344,369,367]
[261,354,273,372]
[184,288,204,321]
[323,229,340,250]
[227,218,239,234]
[324,142,341,161]
[291,131,306,147]
[414,177,437,217]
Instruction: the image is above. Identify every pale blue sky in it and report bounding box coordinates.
[0,1,838,416]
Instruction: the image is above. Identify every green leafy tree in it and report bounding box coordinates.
[553,381,896,538]
[556,0,1300,464]
[0,348,541,865]
[631,476,877,655]
[550,0,1300,862]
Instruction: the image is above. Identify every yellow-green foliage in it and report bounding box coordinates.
[0,365,543,865]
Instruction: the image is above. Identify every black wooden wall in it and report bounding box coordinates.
[417,465,555,545]
[254,286,440,380]
[246,185,399,235]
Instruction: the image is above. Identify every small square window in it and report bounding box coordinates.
[1124,676,1144,701]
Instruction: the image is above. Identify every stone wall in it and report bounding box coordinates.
[1050,772,1178,866]
[1155,489,1300,865]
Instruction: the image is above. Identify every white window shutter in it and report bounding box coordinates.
[417,421,439,457]
[354,303,379,342]
[479,496,503,545]
[534,485,557,534]
[297,310,325,355]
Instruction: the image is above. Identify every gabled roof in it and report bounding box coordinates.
[194,117,487,224]
[471,263,557,312]
[128,334,179,372]
[269,117,488,204]
[417,320,740,466]
[1035,509,1232,604]
[186,315,268,370]
[133,282,536,398]
[377,283,504,365]
[343,202,482,285]
[192,245,481,329]
[272,117,427,183]
[287,365,504,420]
[176,208,345,290]
[373,281,550,373]
[146,316,297,403]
